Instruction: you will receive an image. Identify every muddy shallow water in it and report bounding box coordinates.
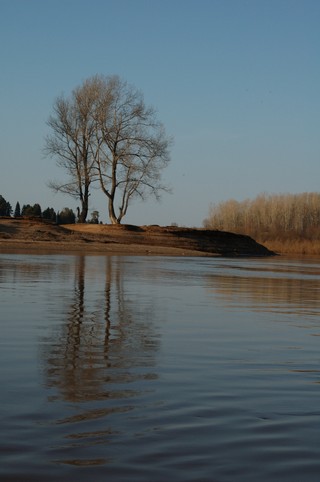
[1,254,320,481]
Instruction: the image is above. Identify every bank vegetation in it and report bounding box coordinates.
[204,192,320,254]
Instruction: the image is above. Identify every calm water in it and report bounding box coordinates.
[1,253,320,482]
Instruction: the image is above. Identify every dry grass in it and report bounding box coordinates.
[258,238,320,255]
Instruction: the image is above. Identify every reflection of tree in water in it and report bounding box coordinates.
[206,265,320,316]
[44,256,160,403]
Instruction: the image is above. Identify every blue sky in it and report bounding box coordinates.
[1,0,319,226]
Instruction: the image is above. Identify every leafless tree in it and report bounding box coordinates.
[44,77,104,222]
[204,192,320,241]
[92,75,172,224]
[45,75,172,225]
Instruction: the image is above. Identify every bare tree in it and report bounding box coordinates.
[204,192,320,241]
[92,76,172,224]
[44,77,104,222]
[45,75,172,225]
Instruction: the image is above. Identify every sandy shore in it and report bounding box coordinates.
[0,218,274,257]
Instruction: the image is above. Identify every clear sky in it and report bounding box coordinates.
[1,0,319,226]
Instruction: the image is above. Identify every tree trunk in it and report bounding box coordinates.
[78,199,88,223]
[78,183,90,223]
[108,197,120,224]
[78,208,87,223]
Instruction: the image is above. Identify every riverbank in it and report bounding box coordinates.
[0,218,274,257]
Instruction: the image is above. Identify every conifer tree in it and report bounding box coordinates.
[0,195,12,216]
[14,202,21,218]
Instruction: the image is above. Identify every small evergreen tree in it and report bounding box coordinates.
[21,203,42,217]
[57,207,76,224]
[0,195,12,216]
[33,203,42,217]
[43,207,57,222]
[21,204,33,217]
[14,202,21,218]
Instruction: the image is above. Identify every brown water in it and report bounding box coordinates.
[1,254,320,481]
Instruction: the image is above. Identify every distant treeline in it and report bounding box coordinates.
[204,193,320,254]
[0,195,77,224]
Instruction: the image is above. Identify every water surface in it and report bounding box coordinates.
[1,254,320,481]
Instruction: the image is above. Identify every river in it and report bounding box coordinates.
[1,253,320,481]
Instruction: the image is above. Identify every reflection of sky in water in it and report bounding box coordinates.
[118,256,320,317]
[202,258,320,317]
